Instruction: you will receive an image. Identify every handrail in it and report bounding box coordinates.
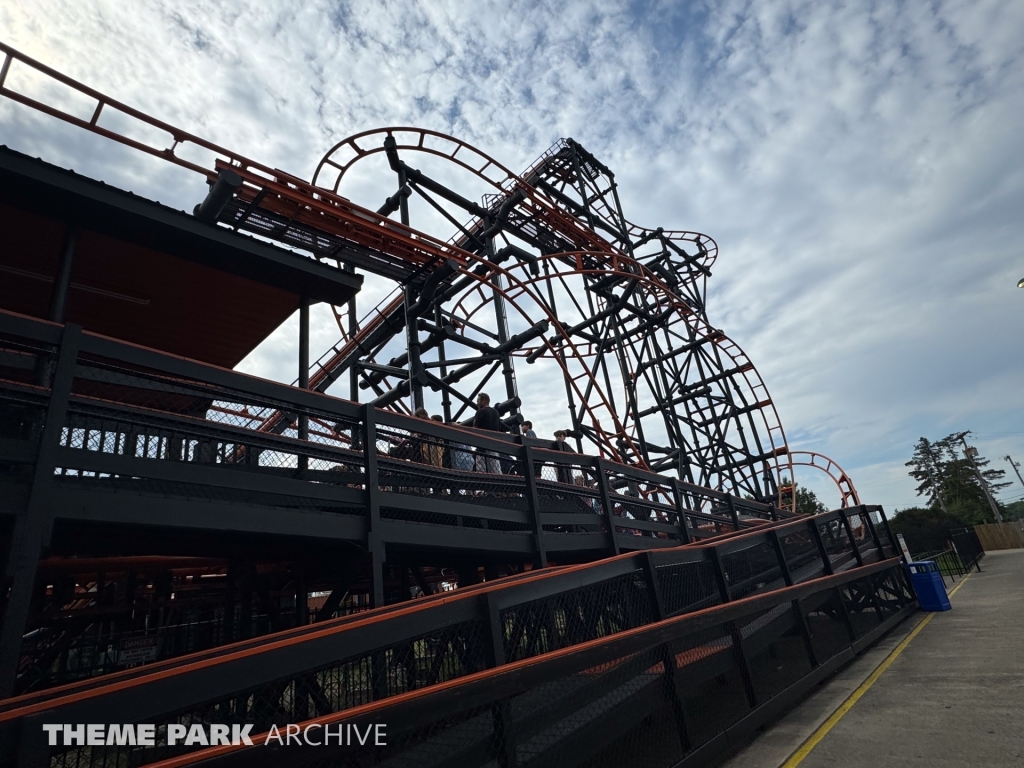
[0,306,782,521]
[145,558,902,768]
[0,42,270,183]
[0,504,889,727]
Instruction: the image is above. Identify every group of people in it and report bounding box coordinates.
[387,397,669,532]
[394,393,577,480]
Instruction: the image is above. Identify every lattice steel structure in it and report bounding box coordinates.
[0,42,908,768]
[299,129,792,508]
[0,41,870,511]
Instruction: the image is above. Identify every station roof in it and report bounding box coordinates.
[0,146,361,369]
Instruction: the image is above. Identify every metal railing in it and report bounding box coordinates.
[0,308,807,703]
[157,563,913,768]
[0,502,905,766]
[948,527,985,573]
[0,309,785,570]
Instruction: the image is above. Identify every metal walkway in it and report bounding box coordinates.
[0,308,785,697]
[0,500,913,767]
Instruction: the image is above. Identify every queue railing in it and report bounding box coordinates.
[152,562,915,768]
[0,500,905,766]
[0,308,784,572]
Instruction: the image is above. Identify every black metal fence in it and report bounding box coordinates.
[16,603,346,694]
[948,527,985,574]
[244,564,910,768]
[31,561,914,768]
[1,506,908,767]
[0,310,798,696]
[0,311,784,573]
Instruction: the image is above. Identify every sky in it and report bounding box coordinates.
[2,0,1023,512]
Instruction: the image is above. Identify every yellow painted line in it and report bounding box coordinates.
[782,570,974,767]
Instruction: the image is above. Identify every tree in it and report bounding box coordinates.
[905,431,1011,524]
[888,507,969,554]
[779,477,828,515]
[795,485,828,516]
[1003,500,1024,522]
[905,437,948,512]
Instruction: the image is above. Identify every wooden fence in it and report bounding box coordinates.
[973,522,1024,551]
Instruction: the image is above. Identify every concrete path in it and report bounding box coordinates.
[724,549,1024,768]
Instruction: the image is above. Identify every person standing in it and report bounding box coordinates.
[424,414,444,468]
[472,393,505,473]
[447,420,475,473]
[522,420,538,439]
[551,430,575,484]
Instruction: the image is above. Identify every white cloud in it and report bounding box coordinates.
[2,0,1023,510]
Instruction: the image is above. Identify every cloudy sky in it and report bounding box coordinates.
[3,0,1023,512]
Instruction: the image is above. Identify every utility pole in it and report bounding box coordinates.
[960,438,1003,523]
[1006,455,1024,490]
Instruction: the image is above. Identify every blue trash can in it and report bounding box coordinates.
[906,561,951,611]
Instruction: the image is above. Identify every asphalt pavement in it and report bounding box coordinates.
[723,548,1024,768]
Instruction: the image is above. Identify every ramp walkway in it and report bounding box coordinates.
[0,506,914,768]
[725,547,1024,768]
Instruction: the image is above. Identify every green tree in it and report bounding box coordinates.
[1003,500,1024,522]
[905,437,948,512]
[905,431,1011,524]
[795,485,828,515]
[779,477,829,515]
[888,506,969,554]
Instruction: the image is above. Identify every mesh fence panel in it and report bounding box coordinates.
[803,589,853,662]
[537,462,604,531]
[745,605,814,703]
[34,557,915,768]
[721,540,785,600]
[779,528,823,580]
[675,622,748,750]
[501,570,653,663]
[816,518,856,569]
[656,560,721,617]
[604,468,679,543]
[837,579,883,639]
[48,616,491,767]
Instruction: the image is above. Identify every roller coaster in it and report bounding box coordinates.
[0,43,911,768]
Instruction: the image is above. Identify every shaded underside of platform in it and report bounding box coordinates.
[0,146,361,369]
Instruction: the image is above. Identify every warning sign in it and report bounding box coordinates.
[117,636,158,667]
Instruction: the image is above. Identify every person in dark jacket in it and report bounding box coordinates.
[551,430,575,484]
[472,393,505,473]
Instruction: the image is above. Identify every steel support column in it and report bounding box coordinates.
[521,444,547,568]
[0,324,81,697]
[298,294,310,475]
[486,234,520,428]
[345,263,359,403]
[726,494,741,531]
[48,224,78,324]
[594,457,619,556]
[672,480,693,544]
[363,404,385,608]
